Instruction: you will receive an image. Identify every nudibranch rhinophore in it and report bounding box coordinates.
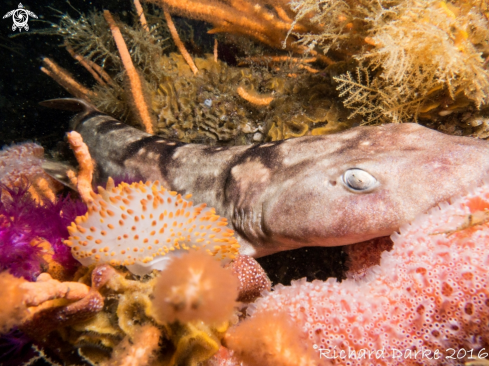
[43,98,489,257]
[64,178,240,275]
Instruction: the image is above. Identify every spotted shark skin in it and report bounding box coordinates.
[42,99,489,257]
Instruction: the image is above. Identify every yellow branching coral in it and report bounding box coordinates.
[353,0,489,123]
[293,0,489,123]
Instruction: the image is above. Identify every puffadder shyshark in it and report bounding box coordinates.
[41,98,489,257]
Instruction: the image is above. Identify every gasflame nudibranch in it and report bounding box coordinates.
[64,178,240,275]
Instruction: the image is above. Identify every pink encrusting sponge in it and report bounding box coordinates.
[232,181,489,365]
[64,178,240,275]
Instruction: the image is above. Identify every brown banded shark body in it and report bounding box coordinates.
[41,99,489,257]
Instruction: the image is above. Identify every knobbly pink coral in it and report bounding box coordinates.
[227,181,489,365]
[0,272,28,334]
[20,273,90,306]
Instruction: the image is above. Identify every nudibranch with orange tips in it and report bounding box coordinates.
[64,178,240,275]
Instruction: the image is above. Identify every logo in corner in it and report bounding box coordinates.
[3,3,37,32]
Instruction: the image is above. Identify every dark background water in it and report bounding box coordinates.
[0,0,133,150]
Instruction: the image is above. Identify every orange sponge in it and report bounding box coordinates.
[151,251,238,324]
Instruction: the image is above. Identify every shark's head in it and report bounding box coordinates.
[231,123,489,256]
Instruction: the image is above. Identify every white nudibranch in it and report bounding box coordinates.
[64,178,240,275]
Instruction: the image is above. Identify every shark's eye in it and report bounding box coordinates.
[342,168,377,192]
